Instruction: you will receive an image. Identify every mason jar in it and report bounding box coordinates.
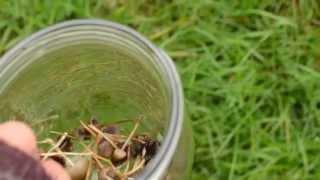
[0,20,193,179]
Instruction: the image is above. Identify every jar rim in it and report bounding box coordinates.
[0,19,184,179]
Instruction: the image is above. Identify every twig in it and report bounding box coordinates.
[132,157,140,170]
[124,146,131,173]
[37,138,53,144]
[42,133,67,161]
[80,121,97,137]
[142,147,147,157]
[85,158,92,180]
[125,147,147,176]
[41,152,92,156]
[80,142,117,171]
[106,133,145,144]
[121,121,140,151]
[95,134,102,145]
[49,131,76,139]
[81,143,104,170]
[132,137,146,144]
[95,155,123,179]
[92,153,104,169]
[80,143,123,178]
[88,124,118,149]
[124,158,146,176]
[95,155,116,170]
[45,138,75,166]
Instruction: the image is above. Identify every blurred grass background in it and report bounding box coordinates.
[0,0,320,179]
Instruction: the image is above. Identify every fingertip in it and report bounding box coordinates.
[0,121,38,157]
[43,160,71,180]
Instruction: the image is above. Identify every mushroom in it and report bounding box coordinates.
[112,149,127,162]
[98,139,114,158]
[66,158,89,180]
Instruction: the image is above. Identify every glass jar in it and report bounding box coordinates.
[0,20,193,179]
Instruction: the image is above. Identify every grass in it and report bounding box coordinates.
[1,0,320,179]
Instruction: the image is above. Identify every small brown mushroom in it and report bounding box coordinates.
[112,149,127,162]
[66,158,89,180]
[98,140,114,158]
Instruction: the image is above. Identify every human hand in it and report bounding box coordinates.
[0,121,70,180]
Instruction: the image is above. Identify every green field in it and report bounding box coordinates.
[1,0,320,179]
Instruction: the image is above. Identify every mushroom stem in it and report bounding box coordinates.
[121,120,140,151]
[42,133,67,160]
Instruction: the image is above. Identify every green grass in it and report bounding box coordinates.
[1,0,320,179]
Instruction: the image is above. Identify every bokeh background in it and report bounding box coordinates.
[0,0,320,179]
